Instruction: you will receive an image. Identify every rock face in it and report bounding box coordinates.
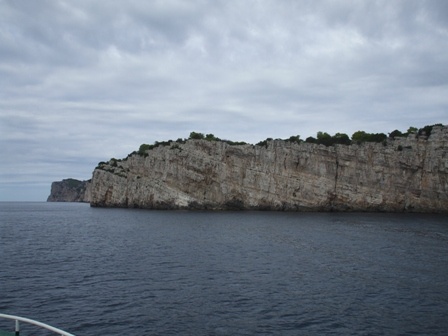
[47,178,91,202]
[90,126,448,212]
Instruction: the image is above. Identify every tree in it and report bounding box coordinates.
[389,129,403,139]
[305,136,317,144]
[333,133,351,145]
[352,131,368,143]
[407,126,418,134]
[287,135,301,144]
[205,133,218,141]
[138,144,151,155]
[316,131,333,146]
[189,131,205,140]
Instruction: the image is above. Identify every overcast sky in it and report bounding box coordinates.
[1,0,447,201]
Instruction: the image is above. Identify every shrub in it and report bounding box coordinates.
[287,135,301,144]
[65,178,83,188]
[223,140,247,146]
[170,144,182,151]
[256,138,273,148]
[95,161,107,169]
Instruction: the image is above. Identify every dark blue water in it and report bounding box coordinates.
[1,203,447,335]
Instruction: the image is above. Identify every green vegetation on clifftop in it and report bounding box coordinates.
[97,123,445,167]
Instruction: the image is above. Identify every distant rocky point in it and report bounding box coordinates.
[47,178,91,202]
[48,124,448,212]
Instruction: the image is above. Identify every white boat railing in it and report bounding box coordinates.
[0,313,75,336]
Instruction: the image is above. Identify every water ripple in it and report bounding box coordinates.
[1,204,448,335]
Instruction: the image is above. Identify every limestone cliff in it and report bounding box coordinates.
[89,126,448,212]
[47,178,91,202]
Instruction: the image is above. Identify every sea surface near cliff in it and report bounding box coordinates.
[1,203,448,335]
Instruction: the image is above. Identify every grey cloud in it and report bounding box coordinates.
[424,0,448,29]
[1,0,446,201]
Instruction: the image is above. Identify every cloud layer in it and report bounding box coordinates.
[1,0,447,200]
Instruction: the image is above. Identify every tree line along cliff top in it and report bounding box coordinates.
[97,123,445,166]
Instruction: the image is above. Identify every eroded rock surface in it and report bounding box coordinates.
[89,126,448,212]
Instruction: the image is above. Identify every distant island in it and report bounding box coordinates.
[47,178,91,203]
[48,124,448,212]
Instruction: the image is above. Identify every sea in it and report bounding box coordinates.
[0,202,447,336]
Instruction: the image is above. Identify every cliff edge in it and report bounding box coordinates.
[47,178,91,202]
[89,125,448,212]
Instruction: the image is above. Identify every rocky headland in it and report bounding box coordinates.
[80,125,448,212]
[47,178,91,202]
